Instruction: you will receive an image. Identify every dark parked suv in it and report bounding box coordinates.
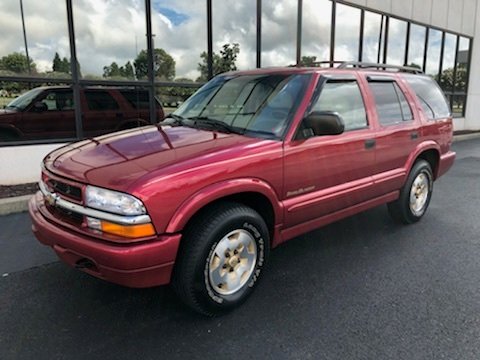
[29,62,455,315]
[0,86,164,141]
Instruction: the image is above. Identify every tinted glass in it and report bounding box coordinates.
[335,4,360,61]
[39,90,74,111]
[312,81,367,131]
[362,11,383,63]
[407,24,426,69]
[85,91,119,111]
[426,29,442,78]
[404,75,450,119]
[370,81,412,125]
[119,89,150,109]
[386,18,407,66]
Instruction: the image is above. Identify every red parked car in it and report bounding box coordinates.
[29,63,455,315]
[0,86,164,141]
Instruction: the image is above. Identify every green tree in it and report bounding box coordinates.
[103,62,121,78]
[439,65,467,91]
[197,43,240,81]
[134,48,176,80]
[52,52,70,73]
[103,61,135,79]
[0,52,36,74]
[300,56,317,67]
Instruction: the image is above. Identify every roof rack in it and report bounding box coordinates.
[338,62,423,74]
[292,60,423,74]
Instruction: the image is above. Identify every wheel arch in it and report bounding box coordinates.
[165,179,283,241]
[406,141,441,179]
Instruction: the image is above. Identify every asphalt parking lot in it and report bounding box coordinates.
[1,138,479,360]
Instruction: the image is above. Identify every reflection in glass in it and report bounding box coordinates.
[301,0,331,64]
[262,0,297,67]
[439,33,457,92]
[73,0,146,80]
[386,18,407,65]
[81,86,164,137]
[362,11,383,63]
[407,24,426,69]
[0,85,76,141]
[212,0,256,71]
[334,4,360,61]
[425,29,442,79]
[456,37,470,92]
[0,0,70,77]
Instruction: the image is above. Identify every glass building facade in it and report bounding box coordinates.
[0,0,473,146]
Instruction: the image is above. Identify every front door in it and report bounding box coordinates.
[283,76,377,229]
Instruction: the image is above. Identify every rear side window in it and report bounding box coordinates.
[312,81,367,131]
[369,81,413,126]
[119,90,150,109]
[403,75,450,119]
[85,90,119,111]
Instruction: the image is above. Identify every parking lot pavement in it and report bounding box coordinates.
[1,139,480,360]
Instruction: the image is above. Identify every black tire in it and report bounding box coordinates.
[172,202,270,316]
[388,160,434,224]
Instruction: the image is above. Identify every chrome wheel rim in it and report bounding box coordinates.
[208,229,257,295]
[409,172,430,216]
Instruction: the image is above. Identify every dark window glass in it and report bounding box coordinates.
[404,75,450,119]
[85,90,119,111]
[119,89,150,109]
[39,90,75,111]
[370,81,412,125]
[312,81,367,131]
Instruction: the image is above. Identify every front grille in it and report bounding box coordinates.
[47,179,82,201]
[46,202,84,226]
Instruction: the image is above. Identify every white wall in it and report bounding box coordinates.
[0,143,64,185]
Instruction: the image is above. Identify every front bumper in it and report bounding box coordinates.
[29,192,181,288]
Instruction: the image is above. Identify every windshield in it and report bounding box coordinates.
[6,87,44,111]
[172,73,311,139]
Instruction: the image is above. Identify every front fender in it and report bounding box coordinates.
[165,178,283,234]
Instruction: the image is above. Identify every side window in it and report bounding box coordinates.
[403,75,450,120]
[312,81,367,131]
[85,90,119,111]
[369,81,413,126]
[40,90,74,111]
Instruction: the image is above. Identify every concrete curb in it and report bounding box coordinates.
[0,133,479,216]
[0,194,32,216]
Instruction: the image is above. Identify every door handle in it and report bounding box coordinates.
[364,139,376,149]
[410,131,419,140]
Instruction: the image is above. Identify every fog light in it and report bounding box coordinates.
[86,217,102,230]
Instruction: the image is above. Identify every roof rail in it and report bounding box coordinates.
[292,60,423,74]
[337,62,423,74]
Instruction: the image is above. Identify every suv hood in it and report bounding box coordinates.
[44,125,261,191]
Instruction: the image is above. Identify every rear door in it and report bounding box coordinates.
[364,75,420,194]
[82,89,121,137]
[283,74,377,228]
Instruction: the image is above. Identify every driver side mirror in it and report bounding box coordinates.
[32,101,48,113]
[302,111,345,138]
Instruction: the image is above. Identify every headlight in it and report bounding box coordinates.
[85,185,146,216]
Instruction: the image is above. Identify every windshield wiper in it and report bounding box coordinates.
[161,114,191,127]
[187,116,242,135]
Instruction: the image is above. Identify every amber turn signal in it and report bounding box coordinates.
[100,221,156,238]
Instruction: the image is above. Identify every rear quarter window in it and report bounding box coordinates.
[403,75,450,120]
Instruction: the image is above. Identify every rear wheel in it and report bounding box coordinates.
[172,202,269,316]
[388,160,433,224]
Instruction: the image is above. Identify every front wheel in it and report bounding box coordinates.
[172,202,270,316]
[388,160,434,224]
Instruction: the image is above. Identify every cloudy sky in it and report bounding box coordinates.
[0,0,459,80]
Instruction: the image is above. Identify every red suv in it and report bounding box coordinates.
[0,86,164,141]
[29,63,455,315]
